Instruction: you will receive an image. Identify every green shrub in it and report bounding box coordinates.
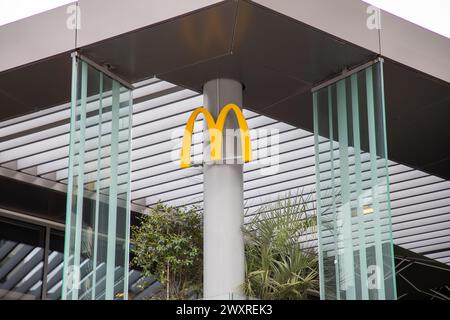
[131,203,202,299]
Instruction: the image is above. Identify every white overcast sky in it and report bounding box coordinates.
[0,0,449,38]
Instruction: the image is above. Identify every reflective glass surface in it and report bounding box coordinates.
[0,217,45,300]
[313,61,397,300]
[62,57,133,300]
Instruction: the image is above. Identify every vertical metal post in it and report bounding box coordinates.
[203,79,245,299]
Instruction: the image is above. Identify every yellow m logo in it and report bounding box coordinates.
[180,104,252,168]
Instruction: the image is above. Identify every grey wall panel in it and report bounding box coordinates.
[0,2,76,73]
[380,10,450,83]
[77,0,224,47]
[252,0,380,53]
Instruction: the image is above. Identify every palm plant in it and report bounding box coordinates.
[242,190,319,299]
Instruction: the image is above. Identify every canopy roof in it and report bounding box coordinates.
[0,1,449,181]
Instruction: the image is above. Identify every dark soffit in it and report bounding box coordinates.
[0,52,72,122]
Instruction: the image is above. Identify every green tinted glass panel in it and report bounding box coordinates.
[62,56,133,300]
[313,61,396,300]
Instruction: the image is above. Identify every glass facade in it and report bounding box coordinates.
[0,212,158,300]
[313,61,397,300]
[62,56,133,300]
[0,217,46,299]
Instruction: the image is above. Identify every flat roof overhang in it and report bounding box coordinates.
[0,0,449,180]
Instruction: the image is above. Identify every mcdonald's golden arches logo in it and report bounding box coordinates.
[180,104,252,168]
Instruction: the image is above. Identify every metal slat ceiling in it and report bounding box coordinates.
[0,78,449,266]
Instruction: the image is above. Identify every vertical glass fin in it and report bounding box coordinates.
[62,56,133,300]
[313,61,396,300]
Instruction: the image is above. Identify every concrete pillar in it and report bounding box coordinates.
[203,78,245,299]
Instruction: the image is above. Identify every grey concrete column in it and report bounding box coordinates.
[203,78,245,299]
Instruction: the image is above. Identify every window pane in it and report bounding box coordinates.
[0,217,45,300]
[45,229,65,300]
